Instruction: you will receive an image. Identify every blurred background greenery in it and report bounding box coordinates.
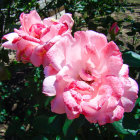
[0,0,140,140]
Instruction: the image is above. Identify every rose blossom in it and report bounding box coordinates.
[2,10,74,67]
[43,31,138,125]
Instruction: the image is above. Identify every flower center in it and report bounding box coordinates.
[29,23,46,39]
[79,68,95,85]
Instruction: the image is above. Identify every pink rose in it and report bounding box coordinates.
[2,10,74,67]
[43,31,138,125]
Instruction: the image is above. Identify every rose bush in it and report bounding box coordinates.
[43,31,138,125]
[2,10,74,67]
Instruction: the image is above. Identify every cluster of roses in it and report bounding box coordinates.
[2,10,138,125]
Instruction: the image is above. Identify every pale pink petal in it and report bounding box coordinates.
[50,77,66,113]
[43,75,56,96]
[2,42,17,50]
[2,33,19,50]
[2,32,19,41]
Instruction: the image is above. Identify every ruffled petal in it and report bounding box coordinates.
[44,65,58,77]
[75,31,107,52]
[106,76,124,97]
[121,77,138,112]
[47,34,74,70]
[102,41,123,76]
[30,45,44,67]
[59,13,74,29]
[20,10,42,33]
[14,29,41,43]
[2,33,19,50]
[119,64,129,77]
[2,41,17,50]
[63,90,82,119]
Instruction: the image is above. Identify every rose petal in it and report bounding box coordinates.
[59,13,74,29]
[20,10,42,33]
[51,95,65,114]
[121,77,138,112]
[43,75,56,96]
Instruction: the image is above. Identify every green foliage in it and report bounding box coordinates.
[63,0,126,33]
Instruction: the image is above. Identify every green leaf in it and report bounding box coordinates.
[63,119,74,136]
[48,116,57,124]
[123,51,140,67]
[112,120,138,136]
[112,120,129,135]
